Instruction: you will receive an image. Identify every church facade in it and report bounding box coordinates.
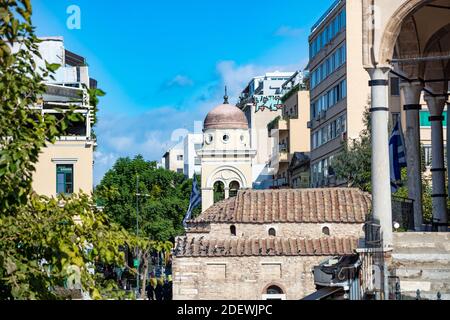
[173,187,370,300]
[172,97,370,300]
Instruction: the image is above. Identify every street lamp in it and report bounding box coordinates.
[135,174,151,298]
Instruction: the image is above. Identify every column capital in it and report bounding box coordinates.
[401,81,424,107]
[425,94,447,116]
[365,67,391,81]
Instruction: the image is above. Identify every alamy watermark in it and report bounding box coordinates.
[66,5,81,30]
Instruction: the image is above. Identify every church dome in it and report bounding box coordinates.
[204,103,248,130]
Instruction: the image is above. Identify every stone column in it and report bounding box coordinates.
[400,81,424,230]
[424,95,447,231]
[447,102,450,222]
[367,67,393,248]
[224,188,230,199]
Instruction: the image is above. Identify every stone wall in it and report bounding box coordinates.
[188,222,364,240]
[173,255,328,300]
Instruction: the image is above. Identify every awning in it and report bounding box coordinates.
[302,287,343,300]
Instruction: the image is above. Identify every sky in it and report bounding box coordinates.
[32,0,334,185]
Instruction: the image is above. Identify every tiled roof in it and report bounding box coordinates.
[174,236,359,257]
[189,188,371,225]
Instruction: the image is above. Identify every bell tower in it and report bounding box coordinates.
[197,89,256,212]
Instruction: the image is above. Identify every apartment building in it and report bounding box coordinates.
[267,71,310,188]
[23,37,97,197]
[237,71,294,189]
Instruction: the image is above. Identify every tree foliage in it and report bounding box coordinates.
[332,107,372,192]
[95,155,197,242]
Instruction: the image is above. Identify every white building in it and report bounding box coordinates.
[183,133,202,178]
[237,71,295,189]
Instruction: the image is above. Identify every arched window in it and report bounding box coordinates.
[229,181,240,198]
[268,228,276,237]
[322,226,330,236]
[213,181,225,204]
[263,285,286,300]
[230,225,236,236]
[267,285,283,295]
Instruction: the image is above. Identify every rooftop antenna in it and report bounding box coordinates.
[223,86,229,104]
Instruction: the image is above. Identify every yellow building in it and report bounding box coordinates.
[30,38,96,197]
[268,72,311,188]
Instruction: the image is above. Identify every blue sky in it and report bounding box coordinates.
[33,0,333,184]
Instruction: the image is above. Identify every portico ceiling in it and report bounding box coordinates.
[392,0,450,94]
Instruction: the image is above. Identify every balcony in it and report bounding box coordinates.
[268,117,288,138]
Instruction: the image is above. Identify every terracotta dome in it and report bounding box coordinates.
[204,103,249,130]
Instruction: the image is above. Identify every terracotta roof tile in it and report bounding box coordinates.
[174,236,359,257]
[188,188,370,225]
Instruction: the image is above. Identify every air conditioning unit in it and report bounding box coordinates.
[320,111,326,120]
[307,121,312,129]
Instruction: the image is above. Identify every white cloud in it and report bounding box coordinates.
[275,26,305,37]
[166,75,194,88]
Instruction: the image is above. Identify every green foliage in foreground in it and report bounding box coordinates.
[0,0,171,300]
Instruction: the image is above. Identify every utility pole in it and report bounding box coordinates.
[134,175,151,299]
[136,174,139,296]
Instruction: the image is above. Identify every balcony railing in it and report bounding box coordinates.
[279,144,288,153]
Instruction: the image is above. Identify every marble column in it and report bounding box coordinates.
[367,67,393,248]
[400,81,424,230]
[424,95,447,231]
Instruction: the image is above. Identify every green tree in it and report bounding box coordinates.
[332,107,372,192]
[95,155,198,241]
[0,1,169,300]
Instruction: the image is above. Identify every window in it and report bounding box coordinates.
[56,164,74,195]
[390,77,400,96]
[268,228,276,237]
[222,134,230,143]
[213,181,225,203]
[309,9,346,59]
[263,285,286,300]
[229,181,240,198]
[423,145,432,167]
[177,168,183,174]
[177,155,183,161]
[230,225,237,236]
[267,285,283,295]
[392,113,400,127]
[322,226,330,236]
[205,134,213,144]
[310,43,346,89]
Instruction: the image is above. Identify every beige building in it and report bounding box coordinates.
[173,188,370,300]
[30,38,96,197]
[163,141,185,174]
[237,72,294,189]
[198,95,256,212]
[268,72,311,188]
